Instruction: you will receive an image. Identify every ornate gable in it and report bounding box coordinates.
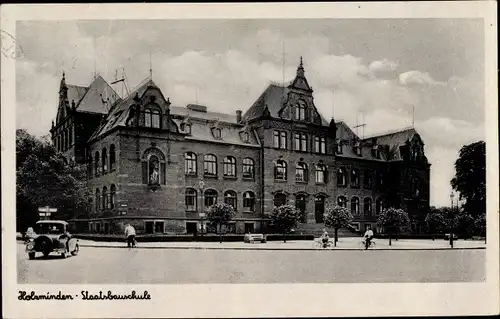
[277,58,322,125]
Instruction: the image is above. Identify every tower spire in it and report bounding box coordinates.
[149,45,153,79]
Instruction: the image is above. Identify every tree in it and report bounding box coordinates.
[16,129,91,232]
[377,207,410,246]
[451,141,485,218]
[475,213,486,243]
[269,204,300,243]
[324,205,353,246]
[425,206,446,240]
[206,203,235,243]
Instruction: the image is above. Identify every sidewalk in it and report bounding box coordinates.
[77,237,486,251]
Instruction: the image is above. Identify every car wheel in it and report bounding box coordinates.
[71,244,79,256]
[28,252,35,260]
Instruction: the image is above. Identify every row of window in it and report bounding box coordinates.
[273,160,384,188]
[89,144,117,177]
[185,153,255,179]
[94,184,117,212]
[273,130,327,154]
[54,127,73,152]
[185,189,256,212]
[337,196,384,216]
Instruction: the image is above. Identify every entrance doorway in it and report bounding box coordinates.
[315,196,325,223]
[295,194,307,222]
[186,222,198,235]
[244,222,255,234]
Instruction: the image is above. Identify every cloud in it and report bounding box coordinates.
[369,58,399,73]
[399,70,446,86]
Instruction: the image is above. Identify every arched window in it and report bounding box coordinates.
[185,188,197,211]
[109,144,116,171]
[94,151,100,177]
[224,190,237,209]
[274,159,287,180]
[241,131,249,143]
[315,164,326,184]
[68,128,73,147]
[363,170,372,188]
[351,197,359,215]
[184,152,197,175]
[95,188,100,211]
[295,194,307,222]
[412,179,421,197]
[273,193,287,207]
[364,197,372,216]
[242,158,254,179]
[204,189,218,208]
[337,168,346,186]
[204,154,217,177]
[243,191,256,212]
[376,198,384,215]
[223,156,236,177]
[351,168,359,187]
[336,140,343,154]
[102,186,108,209]
[295,162,308,182]
[295,100,307,121]
[148,155,160,185]
[88,154,93,178]
[65,129,69,150]
[337,196,347,208]
[376,172,384,188]
[102,148,108,174]
[110,184,116,209]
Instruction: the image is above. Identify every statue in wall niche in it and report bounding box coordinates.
[149,157,160,184]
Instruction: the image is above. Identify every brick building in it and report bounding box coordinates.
[51,58,431,235]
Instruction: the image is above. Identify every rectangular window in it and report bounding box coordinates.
[295,133,308,151]
[274,130,287,149]
[314,136,326,154]
[273,131,280,148]
[280,131,287,149]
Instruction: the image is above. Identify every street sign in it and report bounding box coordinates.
[38,206,57,213]
[39,213,51,217]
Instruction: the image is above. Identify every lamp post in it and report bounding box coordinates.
[449,191,455,248]
[198,180,205,237]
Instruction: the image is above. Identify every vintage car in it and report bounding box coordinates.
[243,233,267,243]
[25,220,79,259]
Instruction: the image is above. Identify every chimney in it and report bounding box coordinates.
[236,110,242,123]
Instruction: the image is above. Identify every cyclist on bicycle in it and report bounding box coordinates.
[321,229,330,248]
[363,226,374,249]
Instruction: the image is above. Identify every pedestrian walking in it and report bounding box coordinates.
[124,224,136,248]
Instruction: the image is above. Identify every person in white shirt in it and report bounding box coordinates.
[363,226,374,249]
[124,224,136,248]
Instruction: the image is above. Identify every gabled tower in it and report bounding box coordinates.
[277,57,323,125]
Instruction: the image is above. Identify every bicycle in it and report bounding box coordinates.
[360,238,376,250]
[316,238,333,249]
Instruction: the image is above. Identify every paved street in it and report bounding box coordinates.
[17,242,485,284]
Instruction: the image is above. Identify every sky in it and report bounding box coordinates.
[15,19,485,208]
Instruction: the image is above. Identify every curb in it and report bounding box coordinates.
[78,244,486,251]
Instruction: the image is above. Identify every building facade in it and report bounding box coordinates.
[52,59,431,235]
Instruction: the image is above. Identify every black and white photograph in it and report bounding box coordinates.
[2,2,498,318]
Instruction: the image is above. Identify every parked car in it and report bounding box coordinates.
[25,220,79,259]
[244,233,267,243]
[444,233,458,240]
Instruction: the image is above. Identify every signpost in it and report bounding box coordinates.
[38,206,57,220]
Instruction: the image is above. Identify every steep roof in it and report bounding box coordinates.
[76,75,120,114]
[242,83,328,125]
[66,85,88,107]
[88,78,260,148]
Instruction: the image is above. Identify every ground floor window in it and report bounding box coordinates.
[96,222,101,233]
[144,220,165,234]
[186,222,198,234]
[273,193,287,207]
[295,194,307,222]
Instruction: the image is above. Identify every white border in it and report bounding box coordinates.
[2,2,498,318]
